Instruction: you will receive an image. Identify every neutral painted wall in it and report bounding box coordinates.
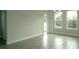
[0,11,2,37]
[48,10,79,37]
[7,10,48,44]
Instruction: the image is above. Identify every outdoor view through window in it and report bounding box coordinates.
[54,10,77,30]
[54,10,63,28]
[66,11,77,29]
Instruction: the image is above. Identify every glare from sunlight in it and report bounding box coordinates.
[67,11,77,20]
[44,14,47,32]
[66,39,78,49]
[43,14,48,48]
[54,37,64,49]
[43,32,48,48]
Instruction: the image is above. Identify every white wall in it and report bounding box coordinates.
[7,10,48,44]
[48,10,79,37]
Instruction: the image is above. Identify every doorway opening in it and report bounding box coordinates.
[44,14,48,32]
[43,14,48,48]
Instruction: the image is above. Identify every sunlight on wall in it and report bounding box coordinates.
[44,14,47,32]
[44,22,47,32]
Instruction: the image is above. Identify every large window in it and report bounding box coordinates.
[66,11,77,29]
[54,10,63,28]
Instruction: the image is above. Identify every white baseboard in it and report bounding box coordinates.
[7,33,43,45]
[48,32,79,37]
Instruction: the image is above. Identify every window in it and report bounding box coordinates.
[66,11,77,29]
[54,10,63,28]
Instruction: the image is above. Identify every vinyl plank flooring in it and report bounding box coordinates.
[3,33,79,49]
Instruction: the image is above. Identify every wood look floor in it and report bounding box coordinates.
[1,33,79,49]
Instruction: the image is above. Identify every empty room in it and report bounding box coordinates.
[0,10,79,49]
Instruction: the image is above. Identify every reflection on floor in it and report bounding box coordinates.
[2,33,79,49]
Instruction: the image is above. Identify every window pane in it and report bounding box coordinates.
[66,11,77,29]
[54,10,63,28]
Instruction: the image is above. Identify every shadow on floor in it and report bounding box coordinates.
[0,37,6,49]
